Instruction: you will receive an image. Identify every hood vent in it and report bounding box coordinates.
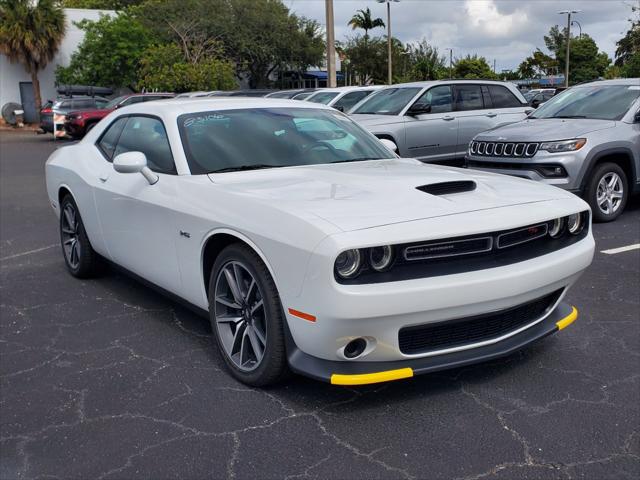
[417,181,476,196]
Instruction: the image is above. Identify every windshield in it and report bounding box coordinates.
[351,87,422,115]
[531,85,640,121]
[178,108,392,174]
[307,92,340,104]
[523,92,536,101]
[292,92,314,100]
[104,95,128,109]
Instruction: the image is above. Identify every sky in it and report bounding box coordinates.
[286,0,635,72]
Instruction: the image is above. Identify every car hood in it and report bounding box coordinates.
[348,113,404,127]
[476,118,616,142]
[208,159,572,232]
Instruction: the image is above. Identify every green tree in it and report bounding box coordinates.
[622,53,640,77]
[134,0,324,88]
[62,0,144,8]
[137,43,236,92]
[343,34,406,84]
[556,34,611,83]
[347,7,384,40]
[452,55,496,79]
[404,39,446,81]
[55,13,151,89]
[615,1,639,71]
[0,0,66,116]
[518,49,558,78]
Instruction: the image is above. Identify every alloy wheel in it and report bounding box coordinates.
[61,203,81,269]
[596,172,624,216]
[214,261,267,372]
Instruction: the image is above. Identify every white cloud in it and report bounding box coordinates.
[464,0,528,38]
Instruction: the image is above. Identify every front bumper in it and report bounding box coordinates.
[465,151,586,193]
[288,302,577,385]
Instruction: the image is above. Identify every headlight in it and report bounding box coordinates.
[539,139,586,153]
[549,218,564,238]
[567,213,583,234]
[335,249,362,278]
[369,245,394,271]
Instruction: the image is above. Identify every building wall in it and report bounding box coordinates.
[0,8,114,109]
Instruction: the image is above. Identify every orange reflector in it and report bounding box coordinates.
[288,308,316,323]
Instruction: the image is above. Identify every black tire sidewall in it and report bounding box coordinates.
[59,195,99,278]
[208,244,288,386]
[587,163,628,223]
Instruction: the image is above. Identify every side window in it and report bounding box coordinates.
[95,99,108,109]
[114,116,176,174]
[488,85,523,108]
[417,85,452,113]
[453,85,484,111]
[60,101,72,109]
[333,91,370,111]
[143,96,166,102]
[96,117,128,161]
[73,99,93,109]
[120,96,143,106]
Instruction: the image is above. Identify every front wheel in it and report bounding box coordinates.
[208,244,289,386]
[59,195,102,277]
[585,163,628,223]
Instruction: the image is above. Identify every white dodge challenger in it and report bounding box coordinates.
[45,98,594,386]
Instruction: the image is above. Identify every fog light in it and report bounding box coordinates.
[369,245,394,272]
[344,338,367,359]
[549,218,564,238]
[567,213,583,234]
[335,249,362,279]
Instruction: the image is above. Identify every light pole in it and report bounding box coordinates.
[377,0,400,85]
[571,20,582,39]
[325,0,336,88]
[558,9,580,88]
[445,48,453,79]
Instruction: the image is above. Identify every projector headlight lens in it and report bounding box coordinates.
[335,249,362,278]
[567,213,583,234]
[369,245,394,272]
[549,218,564,238]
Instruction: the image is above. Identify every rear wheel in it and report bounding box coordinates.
[59,195,102,277]
[586,162,628,222]
[208,244,289,386]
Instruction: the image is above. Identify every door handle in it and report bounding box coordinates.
[99,173,109,182]
[442,116,455,121]
[486,112,498,118]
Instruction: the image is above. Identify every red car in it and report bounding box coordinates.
[63,92,174,138]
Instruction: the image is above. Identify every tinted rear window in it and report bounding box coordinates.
[488,85,523,108]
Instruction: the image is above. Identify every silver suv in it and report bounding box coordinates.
[349,80,529,165]
[466,79,640,222]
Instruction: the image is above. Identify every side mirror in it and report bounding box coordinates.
[634,110,640,123]
[378,138,399,155]
[113,151,158,185]
[530,99,540,108]
[407,102,431,115]
[334,105,345,112]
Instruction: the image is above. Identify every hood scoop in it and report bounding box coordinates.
[417,180,477,196]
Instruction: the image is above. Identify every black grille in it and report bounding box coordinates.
[398,289,563,355]
[470,141,539,158]
[417,181,476,196]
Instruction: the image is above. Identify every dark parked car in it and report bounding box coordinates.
[63,92,174,138]
[40,96,108,133]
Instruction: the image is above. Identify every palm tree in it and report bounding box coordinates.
[0,0,66,119]
[347,7,384,40]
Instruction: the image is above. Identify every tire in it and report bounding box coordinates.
[585,162,628,223]
[59,195,102,278]
[208,244,289,386]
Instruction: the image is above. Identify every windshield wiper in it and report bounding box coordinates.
[210,164,284,173]
[331,157,382,164]
[550,115,587,119]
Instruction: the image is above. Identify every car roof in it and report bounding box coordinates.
[113,97,336,116]
[310,86,383,94]
[573,78,640,87]
[381,79,518,89]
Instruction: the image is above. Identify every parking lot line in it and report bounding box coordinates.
[600,243,640,255]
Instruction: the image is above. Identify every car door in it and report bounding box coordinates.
[403,85,458,164]
[453,84,496,159]
[92,115,183,293]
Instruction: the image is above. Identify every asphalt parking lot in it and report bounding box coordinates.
[1,130,639,480]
